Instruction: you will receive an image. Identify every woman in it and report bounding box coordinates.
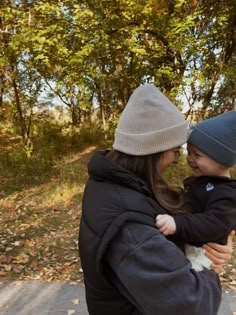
[79,84,234,315]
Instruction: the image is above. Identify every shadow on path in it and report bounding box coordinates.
[0,281,88,315]
[0,280,235,315]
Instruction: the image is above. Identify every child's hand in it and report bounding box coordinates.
[156,214,176,236]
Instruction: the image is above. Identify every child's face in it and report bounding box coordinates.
[186,144,230,177]
[159,147,181,173]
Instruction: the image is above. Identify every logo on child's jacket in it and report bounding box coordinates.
[206,183,214,191]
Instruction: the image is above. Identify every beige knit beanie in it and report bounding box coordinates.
[113,84,188,155]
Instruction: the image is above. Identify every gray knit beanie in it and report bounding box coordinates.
[113,84,188,155]
[188,111,236,167]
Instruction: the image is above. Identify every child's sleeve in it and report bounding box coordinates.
[174,185,236,246]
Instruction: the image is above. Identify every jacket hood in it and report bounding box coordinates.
[88,150,153,197]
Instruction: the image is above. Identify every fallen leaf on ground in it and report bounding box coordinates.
[3,265,12,271]
[14,241,25,247]
[15,253,29,264]
[29,261,38,269]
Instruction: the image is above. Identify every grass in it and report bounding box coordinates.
[0,134,235,289]
[0,132,100,282]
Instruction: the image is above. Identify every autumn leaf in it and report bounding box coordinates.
[3,265,12,271]
[15,253,29,264]
[29,261,38,269]
[14,240,25,247]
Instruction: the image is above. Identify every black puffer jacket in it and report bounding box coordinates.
[79,151,221,315]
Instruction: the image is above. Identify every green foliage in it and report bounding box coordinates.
[0,0,235,143]
[164,153,192,187]
[0,141,54,192]
[33,121,66,155]
[230,167,236,179]
[0,119,110,193]
[67,120,108,147]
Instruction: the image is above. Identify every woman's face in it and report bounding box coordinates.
[159,147,181,173]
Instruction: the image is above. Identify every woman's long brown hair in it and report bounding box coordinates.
[106,150,190,215]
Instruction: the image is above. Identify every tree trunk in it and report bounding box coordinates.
[12,77,27,140]
[97,89,107,139]
[71,103,81,126]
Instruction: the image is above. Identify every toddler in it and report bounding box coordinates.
[156,111,236,271]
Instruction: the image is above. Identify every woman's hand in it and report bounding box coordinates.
[203,230,235,274]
